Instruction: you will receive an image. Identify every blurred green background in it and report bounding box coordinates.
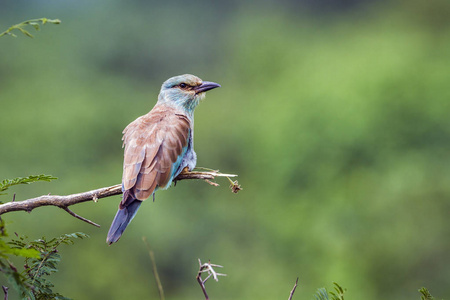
[1,0,450,299]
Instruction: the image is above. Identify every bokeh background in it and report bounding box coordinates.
[1,0,450,299]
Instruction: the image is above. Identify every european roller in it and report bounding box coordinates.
[107,74,220,244]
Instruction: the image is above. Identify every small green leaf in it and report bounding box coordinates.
[0,240,40,259]
[329,282,346,300]
[47,19,61,24]
[17,27,34,38]
[28,22,40,31]
[7,247,40,259]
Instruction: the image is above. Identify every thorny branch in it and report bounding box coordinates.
[0,169,239,227]
[196,259,226,300]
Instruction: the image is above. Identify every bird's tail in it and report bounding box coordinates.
[107,199,142,245]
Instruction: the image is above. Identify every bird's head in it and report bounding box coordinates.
[157,74,220,115]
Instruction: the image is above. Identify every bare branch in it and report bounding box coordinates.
[0,169,239,227]
[196,259,226,300]
[288,278,299,300]
[0,184,121,226]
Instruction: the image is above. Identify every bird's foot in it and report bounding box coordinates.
[180,166,190,174]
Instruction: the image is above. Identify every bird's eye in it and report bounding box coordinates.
[179,83,187,89]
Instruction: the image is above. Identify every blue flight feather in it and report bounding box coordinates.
[107,200,142,244]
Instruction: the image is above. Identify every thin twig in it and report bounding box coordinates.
[174,169,237,183]
[62,207,100,227]
[0,169,238,227]
[288,278,299,300]
[2,286,8,300]
[196,271,209,300]
[143,237,165,300]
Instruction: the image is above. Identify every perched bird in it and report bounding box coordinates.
[107,74,220,244]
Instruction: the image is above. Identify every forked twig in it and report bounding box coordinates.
[196,259,226,300]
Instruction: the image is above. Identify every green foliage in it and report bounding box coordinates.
[0,18,61,38]
[0,175,57,195]
[312,284,440,300]
[0,219,40,297]
[314,288,330,300]
[419,287,436,300]
[0,219,40,260]
[0,173,85,299]
[313,283,346,300]
[0,229,88,300]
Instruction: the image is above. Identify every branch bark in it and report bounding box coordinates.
[288,278,299,300]
[0,170,238,227]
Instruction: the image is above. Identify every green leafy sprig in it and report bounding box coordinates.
[0,18,61,38]
[0,174,57,195]
[419,287,438,300]
[5,232,88,300]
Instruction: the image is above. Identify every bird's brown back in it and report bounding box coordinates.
[120,105,191,207]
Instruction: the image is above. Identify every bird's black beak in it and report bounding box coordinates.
[194,81,221,94]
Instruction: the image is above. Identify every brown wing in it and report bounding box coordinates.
[121,105,191,205]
